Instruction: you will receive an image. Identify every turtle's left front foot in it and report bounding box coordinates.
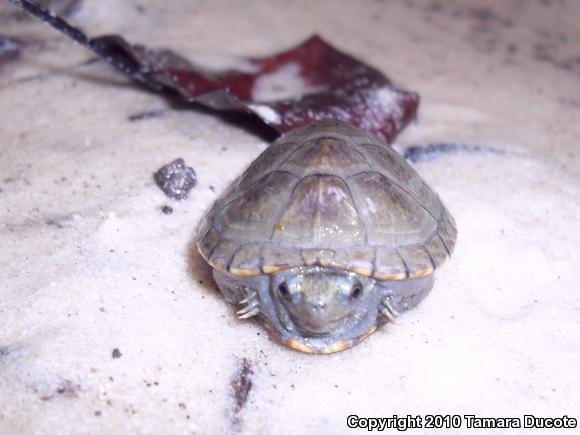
[237,290,260,319]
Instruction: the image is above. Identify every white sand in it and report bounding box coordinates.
[1,0,579,434]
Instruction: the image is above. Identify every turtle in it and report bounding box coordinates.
[196,119,457,354]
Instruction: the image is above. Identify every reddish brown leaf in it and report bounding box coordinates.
[93,35,419,142]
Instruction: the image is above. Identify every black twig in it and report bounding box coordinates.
[7,0,162,90]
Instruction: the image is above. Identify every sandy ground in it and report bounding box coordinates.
[1,0,579,434]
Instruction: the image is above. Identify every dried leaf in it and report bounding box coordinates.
[93,35,419,142]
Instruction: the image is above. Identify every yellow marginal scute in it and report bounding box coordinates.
[408,267,435,279]
[228,267,262,277]
[262,264,292,274]
[284,325,378,354]
[373,271,408,281]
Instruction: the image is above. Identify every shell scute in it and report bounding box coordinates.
[261,244,303,274]
[283,118,378,144]
[221,171,297,239]
[438,209,458,255]
[272,175,365,245]
[399,245,435,278]
[360,143,441,216]
[302,248,335,267]
[229,243,262,276]
[233,140,299,193]
[197,221,220,257]
[424,234,449,267]
[208,240,240,271]
[281,137,370,177]
[374,248,407,280]
[348,171,434,245]
[332,246,375,277]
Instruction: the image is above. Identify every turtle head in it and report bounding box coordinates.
[267,267,380,353]
[277,270,363,334]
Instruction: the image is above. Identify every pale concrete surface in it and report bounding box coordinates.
[1,1,579,434]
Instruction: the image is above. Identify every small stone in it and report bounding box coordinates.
[112,348,122,359]
[161,205,173,215]
[154,158,197,200]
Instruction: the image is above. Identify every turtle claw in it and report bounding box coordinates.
[237,300,259,315]
[239,290,257,305]
[379,297,399,323]
[237,291,260,319]
[238,307,260,319]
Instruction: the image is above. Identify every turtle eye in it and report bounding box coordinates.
[351,284,362,299]
[278,282,289,298]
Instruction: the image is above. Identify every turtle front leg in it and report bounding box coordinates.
[376,274,435,322]
[212,270,267,320]
[379,296,400,323]
[237,291,260,319]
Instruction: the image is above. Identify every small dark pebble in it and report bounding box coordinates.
[161,205,173,215]
[128,109,164,122]
[94,411,102,417]
[506,43,518,54]
[112,348,122,359]
[55,380,78,398]
[154,158,197,200]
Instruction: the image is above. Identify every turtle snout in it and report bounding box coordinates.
[311,299,328,312]
[302,300,342,333]
[280,287,352,334]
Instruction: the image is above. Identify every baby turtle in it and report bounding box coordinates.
[197,119,457,353]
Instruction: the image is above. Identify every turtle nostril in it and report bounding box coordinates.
[312,300,327,311]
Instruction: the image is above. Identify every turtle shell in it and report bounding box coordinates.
[197,119,457,280]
